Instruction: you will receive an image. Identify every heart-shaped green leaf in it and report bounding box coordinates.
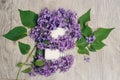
[35,60,45,66]
[88,45,96,52]
[78,9,91,31]
[37,49,44,54]
[82,24,92,36]
[3,26,27,41]
[19,9,38,28]
[17,62,24,68]
[76,37,88,48]
[77,47,89,55]
[91,41,106,50]
[94,28,114,41]
[22,67,32,73]
[18,42,31,55]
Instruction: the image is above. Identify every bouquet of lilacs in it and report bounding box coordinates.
[3,8,113,80]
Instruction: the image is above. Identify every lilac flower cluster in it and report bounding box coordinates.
[30,55,74,76]
[30,8,81,51]
[57,35,75,51]
[86,36,96,44]
[84,56,90,62]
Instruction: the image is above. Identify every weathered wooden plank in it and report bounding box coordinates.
[0,0,13,79]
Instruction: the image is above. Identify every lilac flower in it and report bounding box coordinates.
[84,56,90,62]
[29,8,79,76]
[57,35,75,52]
[30,8,81,52]
[29,71,36,76]
[35,60,58,76]
[31,55,74,76]
[58,55,74,72]
[86,36,96,44]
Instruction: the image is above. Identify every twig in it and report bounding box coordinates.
[16,45,36,80]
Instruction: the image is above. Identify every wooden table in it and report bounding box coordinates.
[0,0,120,80]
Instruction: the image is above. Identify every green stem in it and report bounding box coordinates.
[24,64,32,65]
[16,45,36,80]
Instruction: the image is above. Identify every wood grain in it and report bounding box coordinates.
[0,0,120,80]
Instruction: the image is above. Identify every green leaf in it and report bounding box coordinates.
[19,9,38,28]
[94,28,114,41]
[76,37,88,48]
[88,45,96,52]
[37,49,44,54]
[78,9,91,30]
[43,40,49,44]
[35,60,45,66]
[17,62,24,68]
[22,67,32,73]
[82,24,92,36]
[18,42,31,55]
[78,47,89,55]
[91,41,106,50]
[3,26,27,41]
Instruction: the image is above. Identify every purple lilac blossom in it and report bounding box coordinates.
[58,55,74,72]
[30,54,74,76]
[86,36,96,44]
[29,71,36,76]
[57,35,75,52]
[30,8,81,51]
[84,56,90,62]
